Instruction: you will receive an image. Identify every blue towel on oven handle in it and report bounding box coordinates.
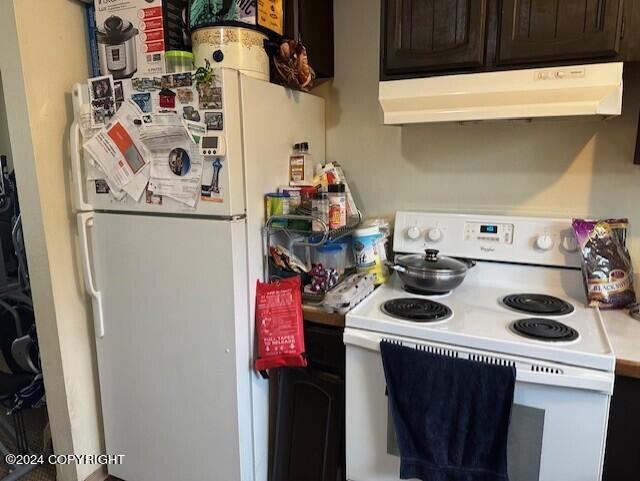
[380,341,516,481]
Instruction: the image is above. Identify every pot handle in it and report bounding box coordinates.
[454,257,477,268]
[386,262,407,274]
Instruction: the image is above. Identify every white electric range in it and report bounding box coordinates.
[345,211,615,481]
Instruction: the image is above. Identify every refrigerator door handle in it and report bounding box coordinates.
[77,212,105,338]
[70,121,93,212]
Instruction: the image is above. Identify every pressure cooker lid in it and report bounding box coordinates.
[97,15,138,44]
[395,249,468,275]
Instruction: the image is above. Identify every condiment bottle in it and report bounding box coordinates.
[311,192,329,231]
[289,142,313,186]
[328,183,347,230]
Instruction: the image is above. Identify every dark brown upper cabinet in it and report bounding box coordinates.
[284,0,334,80]
[381,0,489,78]
[497,0,624,65]
[380,0,640,80]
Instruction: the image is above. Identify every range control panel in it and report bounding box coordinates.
[464,222,513,244]
[393,211,581,268]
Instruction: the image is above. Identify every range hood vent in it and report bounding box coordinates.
[379,63,623,125]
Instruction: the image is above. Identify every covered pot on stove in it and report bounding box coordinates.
[389,249,475,294]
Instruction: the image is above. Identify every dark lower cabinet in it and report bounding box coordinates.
[271,323,345,481]
[381,0,489,78]
[498,0,623,65]
[603,375,640,481]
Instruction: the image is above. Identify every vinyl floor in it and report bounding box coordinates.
[0,407,55,481]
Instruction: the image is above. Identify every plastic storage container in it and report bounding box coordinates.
[352,225,388,285]
[165,51,194,73]
[313,243,347,275]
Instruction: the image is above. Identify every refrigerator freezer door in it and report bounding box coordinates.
[71,69,246,217]
[86,212,253,481]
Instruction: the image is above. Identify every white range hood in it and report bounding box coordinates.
[379,62,623,124]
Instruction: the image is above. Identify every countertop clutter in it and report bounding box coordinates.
[263,153,390,317]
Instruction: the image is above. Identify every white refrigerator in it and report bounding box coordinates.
[70,69,325,481]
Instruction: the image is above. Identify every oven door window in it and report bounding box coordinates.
[387,401,544,481]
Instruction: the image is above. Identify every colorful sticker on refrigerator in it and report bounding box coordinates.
[201,158,224,202]
[89,75,116,128]
[145,188,163,205]
[132,77,155,92]
[114,81,124,110]
[162,72,193,88]
[182,106,201,122]
[199,85,222,109]
[159,88,177,109]
[205,111,223,131]
[131,93,152,113]
[177,87,194,104]
[95,179,110,194]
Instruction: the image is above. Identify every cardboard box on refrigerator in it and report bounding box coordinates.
[95,0,189,79]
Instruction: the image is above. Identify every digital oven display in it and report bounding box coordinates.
[480,225,498,234]
[202,137,219,149]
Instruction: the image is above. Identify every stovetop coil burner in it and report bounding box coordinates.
[381,298,452,322]
[511,318,579,342]
[502,293,575,316]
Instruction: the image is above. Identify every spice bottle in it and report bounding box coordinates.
[289,142,313,186]
[328,183,347,230]
[311,192,329,231]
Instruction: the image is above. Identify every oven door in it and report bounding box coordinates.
[344,328,613,481]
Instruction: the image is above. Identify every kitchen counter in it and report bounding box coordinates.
[602,310,640,379]
[303,304,346,328]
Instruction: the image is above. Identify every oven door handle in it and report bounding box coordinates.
[344,328,614,394]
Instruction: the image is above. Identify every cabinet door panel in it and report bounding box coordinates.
[272,368,344,481]
[382,0,488,77]
[498,0,623,64]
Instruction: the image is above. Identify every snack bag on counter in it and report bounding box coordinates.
[254,276,307,372]
[572,218,636,309]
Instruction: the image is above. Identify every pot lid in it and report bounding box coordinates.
[97,16,138,44]
[395,249,468,275]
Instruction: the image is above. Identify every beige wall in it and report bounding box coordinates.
[0,76,13,170]
[320,0,640,267]
[0,1,103,480]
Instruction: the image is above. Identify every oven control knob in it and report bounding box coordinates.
[562,235,579,252]
[535,234,554,251]
[406,226,421,240]
[427,228,443,242]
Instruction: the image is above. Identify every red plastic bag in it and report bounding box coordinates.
[255,276,307,371]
